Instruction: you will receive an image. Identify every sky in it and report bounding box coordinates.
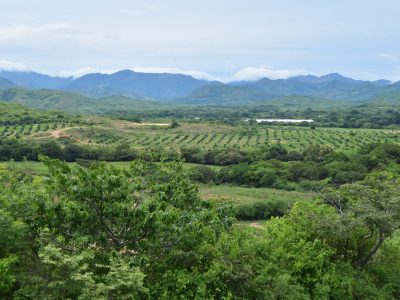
[0,0,400,82]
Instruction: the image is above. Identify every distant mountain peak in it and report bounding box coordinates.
[113,69,136,76]
[323,72,345,78]
[319,73,355,81]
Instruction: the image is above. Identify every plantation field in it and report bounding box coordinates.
[0,122,75,139]
[2,119,400,152]
[121,127,400,151]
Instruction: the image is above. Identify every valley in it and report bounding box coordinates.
[2,1,400,298]
[1,70,400,299]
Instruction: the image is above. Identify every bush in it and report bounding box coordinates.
[188,165,217,183]
[235,199,290,220]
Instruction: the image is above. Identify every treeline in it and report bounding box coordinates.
[1,158,400,298]
[316,107,400,128]
[1,138,399,191]
[105,105,400,128]
[0,139,177,162]
[188,143,400,187]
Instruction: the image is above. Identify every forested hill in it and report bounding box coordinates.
[0,88,163,114]
[179,73,400,105]
[1,70,400,106]
[0,102,74,125]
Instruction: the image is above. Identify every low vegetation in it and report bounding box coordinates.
[1,158,400,298]
[1,100,400,298]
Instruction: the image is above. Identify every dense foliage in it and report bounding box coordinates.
[0,102,75,126]
[106,104,400,128]
[1,158,400,299]
[2,138,399,191]
[1,100,400,298]
[0,89,160,114]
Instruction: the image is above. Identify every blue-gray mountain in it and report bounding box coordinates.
[0,70,216,100]
[1,70,400,105]
[181,73,398,105]
[0,70,72,89]
[64,70,217,99]
[0,76,15,89]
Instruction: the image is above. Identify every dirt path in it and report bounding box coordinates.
[249,222,264,229]
[133,123,170,126]
[50,127,79,138]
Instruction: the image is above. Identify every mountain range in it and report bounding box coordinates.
[0,69,400,108]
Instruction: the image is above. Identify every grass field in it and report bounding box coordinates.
[199,184,315,205]
[2,119,400,152]
[236,220,266,229]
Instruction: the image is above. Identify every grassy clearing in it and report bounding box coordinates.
[236,220,266,229]
[2,161,49,176]
[199,184,315,205]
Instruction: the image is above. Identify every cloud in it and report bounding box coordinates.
[54,67,118,78]
[0,23,80,46]
[228,67,309,82]
[128,66,310,82]
[53,66,215,80]
[129,67,215,80]
[0,60,30,71]
[377,52,398,61]
[120,5,163,16]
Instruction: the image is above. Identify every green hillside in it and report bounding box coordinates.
[0,101,73,125]
[368,91,400,105]
[0,88,163,114]
[262,95,351,108]
[179,84,264,105]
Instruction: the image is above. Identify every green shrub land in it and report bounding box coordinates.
[1,101,400,298]
[1,158,400,299]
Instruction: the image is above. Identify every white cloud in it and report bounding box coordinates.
[377,52,398,61]
[120,5,163,16]
[228,67,309,82]
[0,23,80,46]
[0,60,30,71]
[128,66,310,82]
[54,67,118,78]
[130,67,215,80]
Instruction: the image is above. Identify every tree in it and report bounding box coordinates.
[320,174,400,269]
[0,157,234,298]
[170,120,180,128]
[303,144,334,162]
[38,141,62,159]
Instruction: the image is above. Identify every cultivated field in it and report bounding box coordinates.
[2,120,400,152]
